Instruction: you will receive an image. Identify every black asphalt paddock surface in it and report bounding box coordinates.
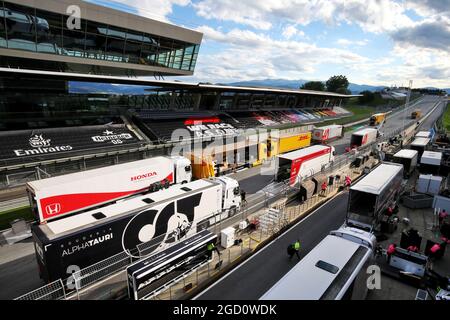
[194,192,349,300]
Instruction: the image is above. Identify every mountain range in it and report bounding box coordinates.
[69,79,450,95]
[225,79,389,94]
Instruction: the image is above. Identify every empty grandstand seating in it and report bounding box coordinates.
[132,106,352,143]
[0,114,124,131]
[131,110,242,143]
[0,123,142,167]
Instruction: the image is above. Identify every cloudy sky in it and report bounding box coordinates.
[90,0,450,88]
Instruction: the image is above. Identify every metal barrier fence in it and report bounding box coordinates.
[71,251,133,294]
[15,279,66,301]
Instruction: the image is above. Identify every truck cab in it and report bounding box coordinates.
[170,156,192,184]
[212,176,241,215]
[411,110,422,119]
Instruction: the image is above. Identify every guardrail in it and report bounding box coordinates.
[12,98,445,301]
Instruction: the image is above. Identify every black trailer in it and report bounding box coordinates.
[126,229,217,300]
[32,179,222,282]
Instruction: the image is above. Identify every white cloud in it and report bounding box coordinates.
[406,0,450,18]
[336,38,369,47]
[101,0,190,22]
[281,25,305,39]
[193,0,413,33]
[390,16,450,52]
[193,26,368,82]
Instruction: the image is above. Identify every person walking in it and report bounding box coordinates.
[439,209,448,227]
[344,175,352,189]
[320,181,328,196]
[206,241,220,260]
[287,240,301,260]
[387,243,396,263]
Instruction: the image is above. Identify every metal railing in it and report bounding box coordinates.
[15,279,66,301]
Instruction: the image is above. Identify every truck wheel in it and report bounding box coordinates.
[229,207,237,217]
[164,180,170,189]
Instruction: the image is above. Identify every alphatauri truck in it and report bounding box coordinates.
[32,177,241,282]
[27,156,192,222]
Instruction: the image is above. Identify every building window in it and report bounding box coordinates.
[4,3,37,52]
[62,29,85,58]
[0,5,6,47]
[0,1,200,72]
[106,27,127,62]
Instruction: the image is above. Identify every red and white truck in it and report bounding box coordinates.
[276,145,335,186]
[312,125,344,143]
[349,128,378,150]
[27,156,192,223]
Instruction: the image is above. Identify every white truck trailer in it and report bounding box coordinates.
[350,128,378,149]
[312,125,344,143]
[32,176,241,282]
[346,163,404,231]
[276,145,335,186]
[27,156,192,222]
[410,137,431,159]
[393,149,418,178]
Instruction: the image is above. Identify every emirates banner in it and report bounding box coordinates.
[0,126,140,162]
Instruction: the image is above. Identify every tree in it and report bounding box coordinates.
[326,75,350,93]
[300,81,325,91]
[358,90,375,104]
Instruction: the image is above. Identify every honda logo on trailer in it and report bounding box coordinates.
[45,203,61,216]
[131,172,158,182]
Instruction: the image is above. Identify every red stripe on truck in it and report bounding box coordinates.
[289,148,331,185]
[39,173,174,221]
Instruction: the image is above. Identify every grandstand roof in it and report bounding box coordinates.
[0,68,358,98]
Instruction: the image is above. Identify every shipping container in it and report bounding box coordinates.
[268,132,312,158]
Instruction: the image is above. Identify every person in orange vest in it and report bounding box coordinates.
[387,243,396,263]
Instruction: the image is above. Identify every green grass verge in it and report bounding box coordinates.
[0,206,33,231]
[442,103,450,133]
